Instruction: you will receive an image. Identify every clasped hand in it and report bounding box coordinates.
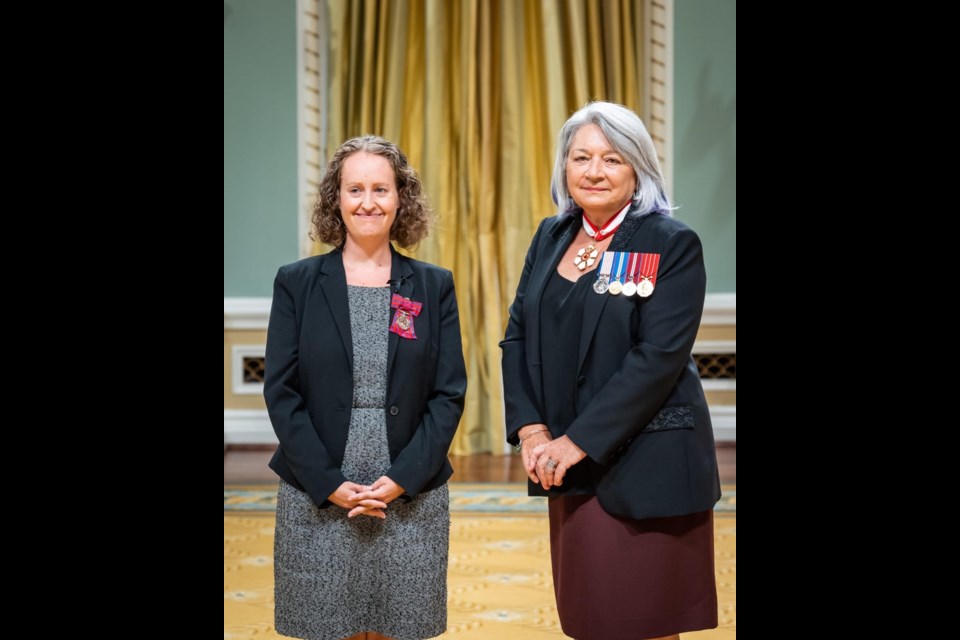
[328,476,405,519]
[518,425,587,490]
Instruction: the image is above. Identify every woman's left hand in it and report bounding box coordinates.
[531,436,587,490]
[350,476,406,516]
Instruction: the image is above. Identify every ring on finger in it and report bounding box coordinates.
[545,458,557,471]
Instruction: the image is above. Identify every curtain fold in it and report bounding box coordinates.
[320,0,645,454]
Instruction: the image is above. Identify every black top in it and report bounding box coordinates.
[539,268,595,494]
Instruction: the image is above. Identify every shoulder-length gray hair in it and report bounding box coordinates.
[550,101,673,217]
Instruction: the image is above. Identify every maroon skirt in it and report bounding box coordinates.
[549,495,718,640]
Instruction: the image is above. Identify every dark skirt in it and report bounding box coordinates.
[549,495,718,640]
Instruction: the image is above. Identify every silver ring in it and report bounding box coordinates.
[545,458,557,471]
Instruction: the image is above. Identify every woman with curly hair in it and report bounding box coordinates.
[265,135,467,640]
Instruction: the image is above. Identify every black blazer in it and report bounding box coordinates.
[500,207,721,519]
[264,247,467,508]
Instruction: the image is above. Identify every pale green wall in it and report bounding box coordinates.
[674,0,736,292]
[222,0,736,296]
[224,0,298,297]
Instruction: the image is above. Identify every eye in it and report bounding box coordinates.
[571,155,588,162]
[346,187,360,194]
[376,187,389,193]
[605,157,622,165]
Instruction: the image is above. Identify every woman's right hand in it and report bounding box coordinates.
[327,481,388,519]
[518,424,553,483]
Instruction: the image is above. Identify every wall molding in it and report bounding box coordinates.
[298,0,325,258]
[225,289,735,443]
[702,379,736,392]
[711,405,736,442]
[225,294,735,331]
[693,339,736,354]
[645,0,674,190]
[224,410,278,445]
[224,406,735,445]
[224,298,271,329]
[702,293,736,325]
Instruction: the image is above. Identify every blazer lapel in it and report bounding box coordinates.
[527,216,579,329]
[386,247,416,376]
[318,250,353,373]
[577,207,649,372]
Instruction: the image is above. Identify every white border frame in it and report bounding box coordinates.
[232,345,266,396]
[693,339,736,393]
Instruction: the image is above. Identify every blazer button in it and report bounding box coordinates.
[577,376,586,387]
[389,405,399,416]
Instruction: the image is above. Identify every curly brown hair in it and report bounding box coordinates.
[312,135,434,249]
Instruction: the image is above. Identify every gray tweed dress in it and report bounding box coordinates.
[274,285,450,640]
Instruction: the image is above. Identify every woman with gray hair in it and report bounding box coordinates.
[501,102,720,639]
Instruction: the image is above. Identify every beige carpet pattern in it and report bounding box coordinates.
[225,489,736,639]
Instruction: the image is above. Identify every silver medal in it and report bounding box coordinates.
[593,276,609,294]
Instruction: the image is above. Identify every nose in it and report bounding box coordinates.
[360,191,376,210]
[585,157,603,180]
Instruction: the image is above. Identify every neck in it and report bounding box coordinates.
[583,200,630,230]
[582,211,614,230]
[342,236,392,266]
[582,200,632,229]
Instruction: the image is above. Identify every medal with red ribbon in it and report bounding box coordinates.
[390,294,422,339]
[636,252,661,297]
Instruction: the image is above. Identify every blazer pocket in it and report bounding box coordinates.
[643,404,695,433]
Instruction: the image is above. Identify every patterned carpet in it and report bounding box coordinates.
[225,483,736,514]
[225,484,736,639]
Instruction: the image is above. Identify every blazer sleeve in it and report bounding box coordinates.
[566,226,707,464]
[499,218,548,445]
[387,271,467,497]
[264,266,347,505]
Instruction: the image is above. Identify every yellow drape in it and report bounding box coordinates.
[318,0,645,454]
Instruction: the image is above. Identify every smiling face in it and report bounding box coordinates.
[565,124,637,223]
[339,152,399,246]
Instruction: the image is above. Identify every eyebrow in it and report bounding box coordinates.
[571,147,621,155]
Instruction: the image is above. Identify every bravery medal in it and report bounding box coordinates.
[636,252,661,298]
[638,277,654,297]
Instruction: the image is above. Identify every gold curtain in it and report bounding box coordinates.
[320,0,645,454]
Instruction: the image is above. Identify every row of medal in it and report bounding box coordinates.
[593,251,660,297]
